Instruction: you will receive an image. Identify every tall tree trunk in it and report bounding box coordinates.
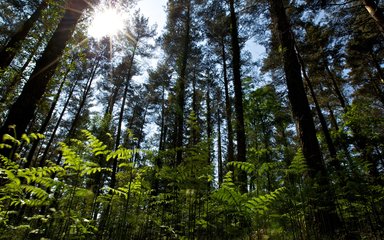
[361,0,384,34]
[269,0,340,235]
[191,69,200,145]
[25,64,72,167]
[296,49,339,167]
[228,0,247,193]
[133,102,149,163]
[221,38,235,168]
[98,45,137,237]
[111,44,136,189]
[217,110,223,185]
[0,0,88,141]
[105,85,119,116]
[159,85,166,152]
[0,1,48,69]
[67,58,100,139]
[324,61,347,110]
[174,1,191,165]
[0,31,46,105]
[206,76,213,166]
[39,78,78,166]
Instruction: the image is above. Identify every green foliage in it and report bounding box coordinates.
[213,172,244,206]
[227,161,255,175]
[0,156,64,209]
[0,131,135,238]
[245,187,286,215]
[288,149,307,175]
[82,130,111,157]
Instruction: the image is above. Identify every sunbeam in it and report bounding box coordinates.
[88,3,126,39]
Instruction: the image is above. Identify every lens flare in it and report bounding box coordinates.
[88,6,125,39]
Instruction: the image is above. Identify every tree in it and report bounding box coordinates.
[0,0,48,70]
[228,0,247,193]
[0,0,90,143]
[268,0,341,235]
[169,0,192,165]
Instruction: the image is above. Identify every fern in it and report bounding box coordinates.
[213,172,243,206]
[288,149,307,175]
[20,185,49,203]
[28,133,45,141]
[60,142,83,172]
[107,147,133,162]
[257,162,279,177]
[19,133,45,145]
[107,187,128,199]
[18,165,64,185]
[2,133,20,146]
[227,161,255,174]
[82,130,111,156]
[244,187,285,215]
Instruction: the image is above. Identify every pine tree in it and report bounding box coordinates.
[0,0,90,143]
[268,0,341,235]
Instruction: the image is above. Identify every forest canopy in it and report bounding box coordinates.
[0,0,384,239]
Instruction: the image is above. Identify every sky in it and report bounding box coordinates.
[135,0,167,35]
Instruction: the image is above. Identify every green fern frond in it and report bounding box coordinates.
[213,172,243,206]
[80,166,111,176]
[108,187,128,199]
[3,169,21,186]
[107,147,133,162]
[60,142,83,171]
[244,187,285,215]
[214,186,242,206]
[81,130,111,156]
[0,143,13,149]
[28,133,45,141]
[227,161,255,174]
[21,185,49,201]
[258,162,278,176]
[288,149,307,175]
[2,134,20,146]
[21,134,30,144]
[0,155,18,169]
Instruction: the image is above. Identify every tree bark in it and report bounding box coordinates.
[269,0,340,235]
[221,38,235,169]
[206,76,213,166]
[0,0,89,141]
[174,1,191,165]
[217,110,223,185]
[296,49,339,167]
[228,0,247,193]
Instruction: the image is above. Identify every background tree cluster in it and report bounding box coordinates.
[0,0,384,239]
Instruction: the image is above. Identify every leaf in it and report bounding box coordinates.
[288,149,307,175]
[227,161,255,174]
[21,134,30,144]
[82,130,111,156]
[2,134,20,145]
[244,187,285,215]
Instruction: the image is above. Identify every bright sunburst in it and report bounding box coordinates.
[88,5,126,39]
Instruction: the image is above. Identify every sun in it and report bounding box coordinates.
[88,5,126,39]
